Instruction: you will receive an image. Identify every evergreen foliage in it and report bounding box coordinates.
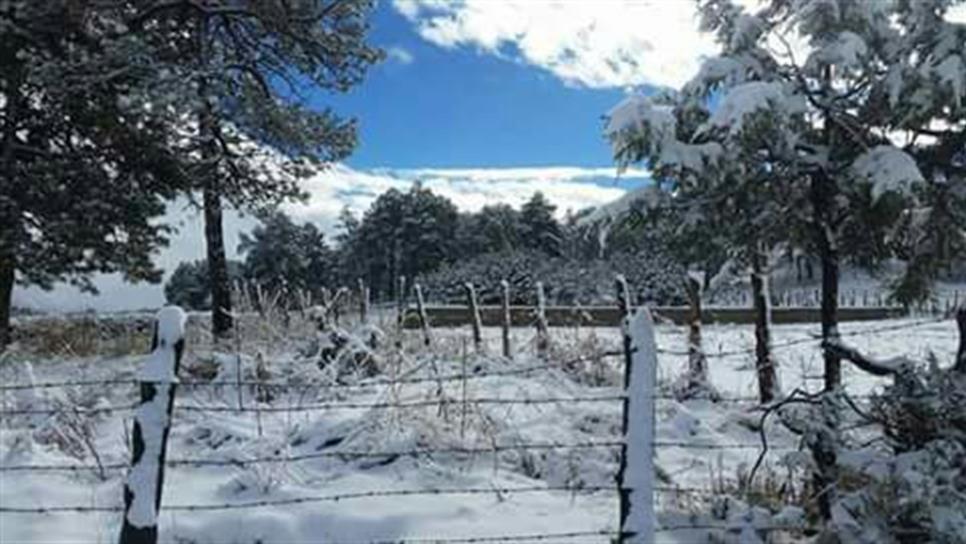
[238,212,335,302]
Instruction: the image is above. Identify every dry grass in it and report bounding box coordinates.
[9,316,154,359]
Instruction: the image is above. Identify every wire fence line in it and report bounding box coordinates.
[2,307,954,542]
[0,485,615,514]
[655,314,951,357]
[0,353,625,393]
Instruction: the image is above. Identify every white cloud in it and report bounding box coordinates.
[13,164,642,312]
[387,45,415,64]
[392,0,720,89]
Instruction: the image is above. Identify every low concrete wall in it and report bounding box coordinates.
[401,305,907,328]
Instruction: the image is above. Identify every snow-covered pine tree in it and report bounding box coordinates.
[880,0,966,304]
[607,0,927,394]
[128,0,382,338]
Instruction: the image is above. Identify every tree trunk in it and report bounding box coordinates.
[751,250,777,403]
[683,275,708,393]
[1,62,21,352]
[812,172,841,391]
[0,255,13,350]
[203,185,233,338]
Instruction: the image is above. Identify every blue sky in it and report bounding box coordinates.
[318,4,629,170]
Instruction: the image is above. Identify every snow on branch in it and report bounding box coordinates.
[698,81,805,137]
[821,339,913,377]
[852,145,924,202]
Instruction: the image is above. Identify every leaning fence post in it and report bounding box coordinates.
[464,282,483,351]
[534,281,550,359]
[617,306,658,543]
[501,279,512,360]
[119,306,187,544]
[414,283,432,347]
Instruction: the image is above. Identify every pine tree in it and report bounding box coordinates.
[606,0,927,396]
[164,259,243,310]
[129,0,381,338]
[351,184,460,300]
[238,212,335,303]
[0,2,186,349]
[520,192,563,256]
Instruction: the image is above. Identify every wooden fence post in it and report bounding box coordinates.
[119,306,187,544]
[395,276,407,349]
[955,305,966,374]
[358,278,369,324]
[535,281,549,359]
[501,279,512,360]
[414,283,432,347]
[615,274,631,317]
[464,282,483,351]
[617,306,658,543]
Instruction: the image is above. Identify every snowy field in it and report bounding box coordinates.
[0,315,960,543]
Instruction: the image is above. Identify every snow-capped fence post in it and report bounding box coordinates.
[414,283,432,347]
[534,281,549,359]
[464,282,483,352]
[616,306,658,544]
[501,279,512,360]
[357,278,369,324]
[119,306,187,544]
[955,305,965,374]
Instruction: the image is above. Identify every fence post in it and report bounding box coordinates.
[955,305,965,374]
[617,306,658,543]
[414,283,432,347]
[464,282,483,351]
[358,278,369,324]
[119,306,187,544]
[501,279,512,360]
[534,281,549,359]
[395,276,407,349]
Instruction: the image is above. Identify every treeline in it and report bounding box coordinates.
[166,186,687,309]
[0,2,381,348]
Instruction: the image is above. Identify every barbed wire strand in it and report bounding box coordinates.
[0,485,613,514]
[0,353,623,393]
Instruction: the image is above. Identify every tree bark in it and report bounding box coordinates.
[0,255,13,350]
[683,275,708,391]
[812,172,841,391]
[1,60,21,352]
[751,250,777,403]
[203,185,233,338]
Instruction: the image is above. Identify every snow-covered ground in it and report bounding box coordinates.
[0,316,959,543]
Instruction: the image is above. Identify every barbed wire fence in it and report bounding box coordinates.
[1,280,961,544]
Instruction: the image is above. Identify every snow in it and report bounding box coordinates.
[700,81,806,136]
[139,306,186,383]
[605,94,723,174]
[126,386,171,528]
[806,31,868,71]
[1,315,961,543]
[125,306,187,529]
[622,308,658,542]
[851,145,925,202]
[605,94,677,150]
